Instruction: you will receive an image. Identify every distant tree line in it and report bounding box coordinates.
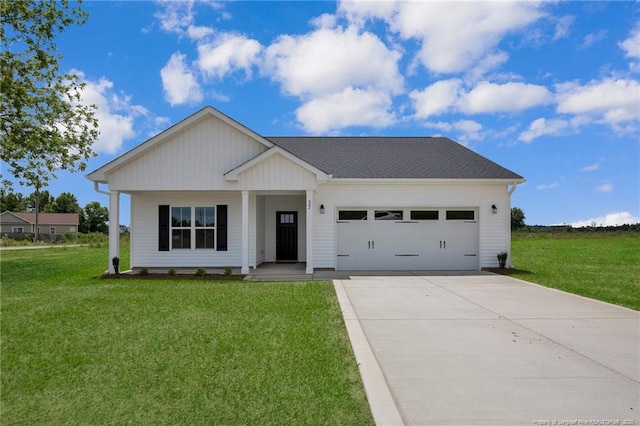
[511,206,639,233]
[1,189,108,233]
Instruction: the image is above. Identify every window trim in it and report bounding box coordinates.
[374,210,403,221]
[446,210,475,220]
[170,205,217,250]
[194,206,216,249]
[410,210,439,220]
[338,210,368,221]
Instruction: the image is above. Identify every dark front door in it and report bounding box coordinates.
[276,211,297,261]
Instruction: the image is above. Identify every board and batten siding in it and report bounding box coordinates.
[130,191,252,269]
[236,153,317,190]
[107,115,268,191]
[312,182,510,269]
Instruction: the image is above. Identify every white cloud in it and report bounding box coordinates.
[340,2,544,75]
[160,52,203,106]
[310,13,337,29]
[581,163,600,172]
[412,80,552,119]
[155,1,194,35]
[555,78,640,132]
[580,30,607,49]
[74,71,161,154]
[596,182,613,193]
[264,26,403,98]
[295,87,395,134]
[568,212,640,227]
[460,82,553,114]
[518,116,588,143]
[619,22,640,59]
[410,79,462,119]
[552,15,574,40]
[187,24,214,40]
[536,183,559,190]
[196,33,263,79]
[422,119,483,143]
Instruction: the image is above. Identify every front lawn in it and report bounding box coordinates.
[510,232,640,310]
[1,246,373,425]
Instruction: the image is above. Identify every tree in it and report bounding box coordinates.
[1,1,99,190]
[83,201,108,233]
[511,207,526,231]
[0,188,26,212]
[49,191,80,213]
[26,190,54,212]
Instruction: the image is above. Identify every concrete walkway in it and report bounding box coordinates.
[335,273,639,426]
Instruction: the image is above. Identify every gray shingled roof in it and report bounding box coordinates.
[266,137,523,180]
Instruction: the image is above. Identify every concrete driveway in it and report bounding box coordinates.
[335,273,639,426]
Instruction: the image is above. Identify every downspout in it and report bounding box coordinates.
[93,182,118,274]
[94,182,110,196]
[507,181,523,268]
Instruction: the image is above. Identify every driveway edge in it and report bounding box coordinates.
[333,280,405,426]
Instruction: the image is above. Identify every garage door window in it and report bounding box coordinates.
[411,210,439,220]
[446,210,475,220]
[339,210,368,220]
[375,210,403,220]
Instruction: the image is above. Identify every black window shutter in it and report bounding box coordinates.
[217,205,227,251]
[159,205,170,251]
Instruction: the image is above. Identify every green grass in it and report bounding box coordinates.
[511,232,640,310]
[1,246,373,425]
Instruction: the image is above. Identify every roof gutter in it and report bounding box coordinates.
[94,182,110,196]
[508,180,524,195]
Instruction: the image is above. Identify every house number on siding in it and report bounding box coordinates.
[308,200,311,210]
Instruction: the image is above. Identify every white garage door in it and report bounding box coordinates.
[336,208,479,270]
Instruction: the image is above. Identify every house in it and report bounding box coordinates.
[0,212,79,236]
[87,106,525,274]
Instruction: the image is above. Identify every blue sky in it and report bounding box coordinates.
[6,1,640,226]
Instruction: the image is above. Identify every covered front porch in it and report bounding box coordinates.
[105,189,317,275]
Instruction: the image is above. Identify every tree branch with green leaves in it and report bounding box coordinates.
[1,0,99,189]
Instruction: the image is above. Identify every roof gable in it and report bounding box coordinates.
[267,137,524,180]
[225,146,330,181]
[87,106,274,183]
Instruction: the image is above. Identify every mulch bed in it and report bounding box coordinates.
[98,273,246,280]
[482,267,532,276]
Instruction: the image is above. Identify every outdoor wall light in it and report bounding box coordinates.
[320,204,325,214]
[491,204,498,214]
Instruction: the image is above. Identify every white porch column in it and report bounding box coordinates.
[108,190,120,274]
[305,190,314,274]
[241,190,249,274]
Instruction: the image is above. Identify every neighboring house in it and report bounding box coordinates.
[87,106,525,274]
[0,212,79,235]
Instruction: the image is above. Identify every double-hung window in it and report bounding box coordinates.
[195,207,215,249]
[171,206,216,250]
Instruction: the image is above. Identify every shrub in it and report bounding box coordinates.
[138,268,149,276]
[497,252,508,268]
[224,267,233,276]
[168,267,176,276]
[195,267,206,277]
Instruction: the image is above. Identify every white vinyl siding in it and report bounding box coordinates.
[313,182,509,269]
[131,192,245,268]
